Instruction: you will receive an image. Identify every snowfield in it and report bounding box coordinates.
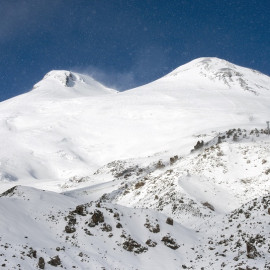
[0,57,270,269]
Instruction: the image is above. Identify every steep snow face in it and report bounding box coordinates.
[0,58,270,192]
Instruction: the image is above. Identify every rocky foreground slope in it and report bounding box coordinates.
[0,186,269,269]
[0,128,270,269]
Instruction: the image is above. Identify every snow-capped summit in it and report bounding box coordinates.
[167,57,240,75]
[32,70,117,99]
[164,57,270,95]
[35,70,78,87]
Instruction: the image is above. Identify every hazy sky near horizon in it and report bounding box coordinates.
[0,0,269,101]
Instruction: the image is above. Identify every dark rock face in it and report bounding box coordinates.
[84,228,93,236]
[113,212,120,221]
[202,202,215,211]
[123,237,148,254]
[27,248,37,258]
[194,140,204,151]
[134,181,145,189]
[65,225,76,233]
[162,235,180,250]
[37,257,45,269]
[144,221,160,233]
[89,210,104,226]
[48,255,61,267]
[116,222,122,228]
[101,223,112,232]
[166,217,174,225]
[156,160,165,169]
[115,166,138,178]
[0,186,18,197]
[68,216,76,226]
[246,242,259,259]
[145,239,157,247]
[170,155,179,165]
[74,205,87,216]
[217,136,223,144]
[65,73,76,87]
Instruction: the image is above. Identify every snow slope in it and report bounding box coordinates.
[66,128,270,228]
[0,57,270,269]
[0,185,269,269]
[0,57,270,192]
[0,186,198,270]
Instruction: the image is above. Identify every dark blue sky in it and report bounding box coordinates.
[0,0,269,101]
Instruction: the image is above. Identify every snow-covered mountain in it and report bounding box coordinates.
[0,57,269,192]
[1,57,270,269]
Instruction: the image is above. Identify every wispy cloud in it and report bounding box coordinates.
[73,45,170,91]
[73,65,136,91]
